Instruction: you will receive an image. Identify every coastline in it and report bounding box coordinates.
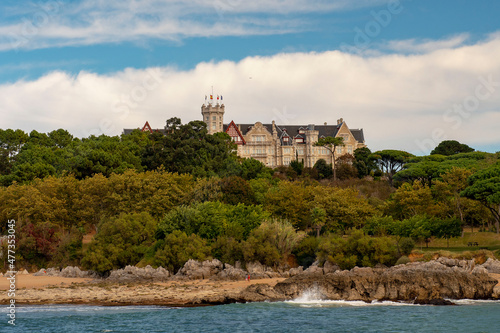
[1,271,499,307]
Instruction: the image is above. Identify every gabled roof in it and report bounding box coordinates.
[222,122,365,144]
[225,120,246,144]
[141,121,153,134]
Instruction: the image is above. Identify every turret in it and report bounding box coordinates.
[201,95,225,134]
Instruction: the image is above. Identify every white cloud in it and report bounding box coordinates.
[0,0,390,51]
[384,34,470,53]
[1,34,500,155]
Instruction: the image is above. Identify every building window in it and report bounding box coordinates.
[347,145,353,154]
[212,116,216,121]
[253,135,265,142]
[340,134,349,142]
[212,123,216,130]
[284,148,290,154]
[283,136,289,143]
[297,148,304,155]
[296,138,304,143]
[284,157,291,165]
[337,147,342,154]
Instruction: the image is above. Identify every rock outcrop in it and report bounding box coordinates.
[107,265,170,283]
[33,266,97,278]
[211,264,248,281]
[174,259,224,280]
[480,258,500,274]
[272,260,498,304]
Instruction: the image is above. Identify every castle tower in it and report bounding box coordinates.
[201,95,225,134]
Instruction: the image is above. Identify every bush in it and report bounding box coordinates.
[152,231,211,273]
[242,219,306,267]
[293,236,321,268]
[317,231,399,270]
[399,237,415,256]
[211,236,244,265]
[81,212,157,274]
[395,256,410,265]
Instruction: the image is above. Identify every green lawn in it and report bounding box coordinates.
[414,231,500,258]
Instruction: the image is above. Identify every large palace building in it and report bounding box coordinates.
[125,98,366,168]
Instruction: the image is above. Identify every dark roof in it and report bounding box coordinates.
[126,121,365,143]
[223,123,365,143]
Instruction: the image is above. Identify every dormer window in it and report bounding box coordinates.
[296,138,304,143]
[283,137,289,142]
[298,127,305,134]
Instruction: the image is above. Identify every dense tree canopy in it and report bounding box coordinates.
[431,140,474,156]
[371,150,414,185]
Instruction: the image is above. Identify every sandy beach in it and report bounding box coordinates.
[0,274,285,306]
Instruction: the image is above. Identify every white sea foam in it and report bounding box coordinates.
[451,299,500,305]
[286,288,420,307]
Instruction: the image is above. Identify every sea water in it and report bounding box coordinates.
[1,299,499,333]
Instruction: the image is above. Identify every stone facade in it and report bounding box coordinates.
[124,100,366,169]
[202,101,366,168]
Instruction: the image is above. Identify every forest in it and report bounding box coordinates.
[1,119,499,274]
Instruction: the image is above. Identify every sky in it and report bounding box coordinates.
[0,0,499,155]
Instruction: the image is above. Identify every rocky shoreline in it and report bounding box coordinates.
[2,258,500,307]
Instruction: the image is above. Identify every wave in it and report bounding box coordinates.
[286,299,419,307]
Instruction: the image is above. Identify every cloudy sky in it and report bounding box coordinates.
[0,0,499,155]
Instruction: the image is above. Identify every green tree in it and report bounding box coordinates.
[431,140,474,156]
[353,147,376,178]
[152,230,211,273]
[82,212,157,274]
[314,187,376,233]
[317,231,398,270]
[243,219,306,267]
[314,137,344,181]
[372,150,414,185]
[142,118,239,178]
[461,163,500,234]
[313,159,332,179]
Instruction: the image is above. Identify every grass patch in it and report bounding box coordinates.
[416,231,500,250]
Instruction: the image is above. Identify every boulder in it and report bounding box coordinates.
[288,266,303,277]
[107,265,170,283]
[323,261,340,274]
[60,266,97,278]
[480,258,500,274]
[175,259,223,280]
[33,268,60,276]
[211,264,248,281]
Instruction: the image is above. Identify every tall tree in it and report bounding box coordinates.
[461,163,500,234]
[431,140,474,156]
[372,150,414,185]
[353,147,376,178]
[314,137,344,181]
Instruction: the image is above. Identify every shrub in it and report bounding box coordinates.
[81,212,157,274]
[152,230,211,273]
[317,230,399,270]
[395,256,410,265]
[242,219,306,267]
[399,237,415,256]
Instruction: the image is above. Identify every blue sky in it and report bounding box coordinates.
[0,0,500,154]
